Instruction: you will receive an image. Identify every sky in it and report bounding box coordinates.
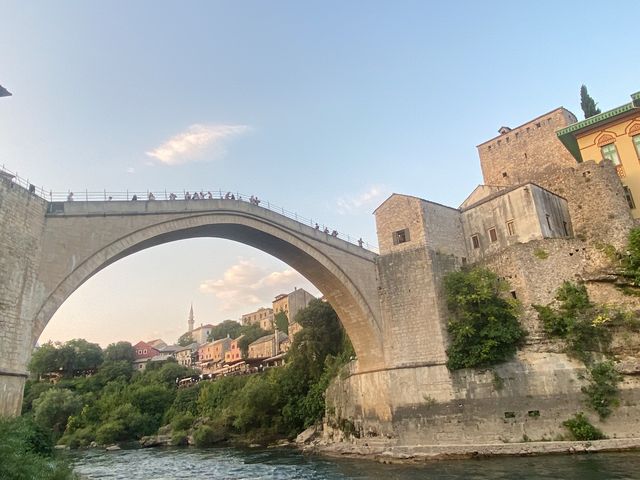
[2,1,639,347]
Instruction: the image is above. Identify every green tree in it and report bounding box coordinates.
[65,339,103,373]
[278,299,353,431]
[0,417,76,480]
[95,360,134,385]
[238,324,271,357]
[29,342,61,378]
[207,319,242,341]
[177,332,194,346]
[104,341,135,363]
[444,268,526,370]
[21,380,54,414]
[274,312,289,334]
[580,84,601,119]
[127,384,175,429]
[32,388,82,440]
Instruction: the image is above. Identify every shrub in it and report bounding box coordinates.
[533,248,549,260]
[562,413,606,441]
[32,388,82,441]
[192,425,225,447]
[0,417,76,480]
[171,412,194,432]
[582,361,621,419]
[534,282,614,363]
[61,426,95,449]
[95,420,126,445]
[624,228,640,285]
[171,430,188,446]
[444,268,526,370]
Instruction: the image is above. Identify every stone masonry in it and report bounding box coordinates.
[478,107,578,186]
[0,187,384,416]
[0,178,48,415]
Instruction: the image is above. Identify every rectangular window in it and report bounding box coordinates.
[471,234,480,249]
[488,227,498,243]
[624,186,636,209]
[545,214,551,229]
[601,143,621,166]
[392,228,410,245]
[634,135,640,159]
[506,220,515,236]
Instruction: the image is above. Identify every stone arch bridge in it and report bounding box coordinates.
[0,180,390,415]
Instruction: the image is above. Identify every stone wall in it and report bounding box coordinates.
[375,247,455,368]
[374,195,428,255]
[326,353,640,446]
[0,179,48,416]
[461,184,571,263]
[422,201,466,259]
[479,238,611,338]
[478,108,578,186]
[529,160,634,249]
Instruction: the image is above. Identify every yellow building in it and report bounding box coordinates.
[241,307,273,327]
[557,91,640,217]
[272,293,289,317]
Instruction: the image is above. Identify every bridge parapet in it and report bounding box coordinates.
[46,198,379,258]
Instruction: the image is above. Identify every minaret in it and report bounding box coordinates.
[188,303,194,333]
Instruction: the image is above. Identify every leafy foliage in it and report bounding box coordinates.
[29,339,103,378]
[32,388,82,440]
[207,320,243,342]
[444,268,526,370]
[26,301,352,448]
[177,332,195,347]
[193,425,224,447]
[103,342,135,363]
[562,412,606,440]
[623,228,640,286]
[582,361,621,419]
[237,324,272,357]
[580,84,601,119]
[0,417,77,480]
[533,282,616,363]
[275,312,289,334]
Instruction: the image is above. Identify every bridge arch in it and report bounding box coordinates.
[34,202,384,370]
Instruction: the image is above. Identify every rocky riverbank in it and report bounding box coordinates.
[302,438,640,464]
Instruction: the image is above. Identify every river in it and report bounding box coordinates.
[69,446,640,479]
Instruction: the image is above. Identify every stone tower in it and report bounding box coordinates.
[188,304,194,333]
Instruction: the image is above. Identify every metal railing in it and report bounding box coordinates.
[0,165,379,253]
[0,164,50,199]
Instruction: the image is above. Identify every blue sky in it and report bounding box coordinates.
[2,1,638,346]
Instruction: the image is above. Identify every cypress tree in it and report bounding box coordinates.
[580,85,601,119]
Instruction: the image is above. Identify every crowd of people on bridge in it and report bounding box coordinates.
[64,190,368,249]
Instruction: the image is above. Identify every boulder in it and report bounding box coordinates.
[296,425,319,445]
[616,357,640,375]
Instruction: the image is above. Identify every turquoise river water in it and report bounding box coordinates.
[69,446,640,479]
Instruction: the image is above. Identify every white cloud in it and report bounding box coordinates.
[337,185,388,215]
[146,124,250,166]
[199,258,316,312]
[126,167,135,174]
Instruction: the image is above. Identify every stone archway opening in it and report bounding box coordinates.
[34,215,384,371]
